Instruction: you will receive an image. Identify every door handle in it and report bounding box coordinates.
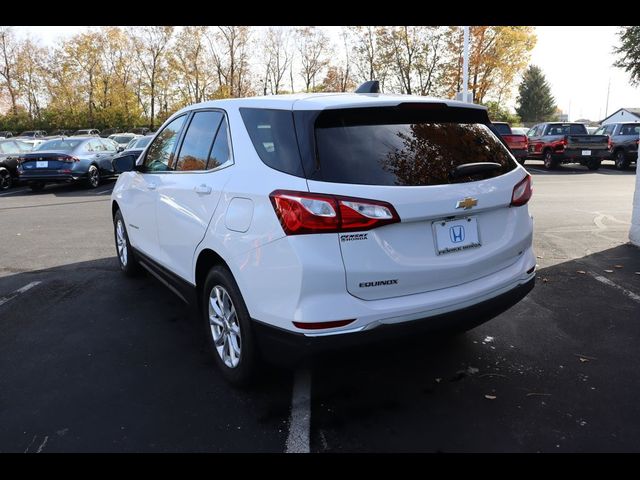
[194,184,212,194]
[147,183,157,190]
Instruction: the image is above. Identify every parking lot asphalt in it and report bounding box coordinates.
[0,159,639,452]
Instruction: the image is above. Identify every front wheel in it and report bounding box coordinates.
[86,165,100,188]
[615,151,630,170]
[0,170,12,190]
[587,159,601,171]
[113,210,141,277]
[202,266,258,386]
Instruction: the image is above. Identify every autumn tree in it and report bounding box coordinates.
[442,26,536,103]
[516,65,557,123]
[296,27,330,92]
[261,27,292,95]
[346,26,389,87]
[0,27,21,116]
[170,26,215,105]
[130,26,174,129]
[614,26,640,85]
[208,26,252,98]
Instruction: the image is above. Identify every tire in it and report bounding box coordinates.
[86,165,100,188]
[0,169,11,191]
[543,150,557,170]
[615,150,630,170]
[587,159,601,171]
[113,209,141,277]
[29,182,45,192]
[202,266,258,386]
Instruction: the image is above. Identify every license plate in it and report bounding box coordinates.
[36,161,48,168]
[433,217,481,255]
[581,150,591,156]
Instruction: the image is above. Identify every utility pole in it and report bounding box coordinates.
[605,78,611,118]
[462,26,470,103]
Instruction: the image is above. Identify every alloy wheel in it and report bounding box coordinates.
[116,219,127,266]
[208,285,241,369]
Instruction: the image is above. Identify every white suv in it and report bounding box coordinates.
[111,91,535,384]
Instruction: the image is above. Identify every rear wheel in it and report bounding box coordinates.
[543,150,557,170]
[29,182,45,192]
[587,159,601,171]
[615,150,630,170]
[113,210,141,276]
[202,266,258,386]
[86,165,100,188]
[0,170,11,190]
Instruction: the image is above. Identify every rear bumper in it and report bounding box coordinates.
[19,172,86,183]
[510,148,528,160]
[552,149,609,162]
[254,276,535,363]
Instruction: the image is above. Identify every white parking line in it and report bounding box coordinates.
[0,187,29,197]
[589,272,640,304]
[89,186,114,195]
[285,367,311,453]
[0,281,42,307]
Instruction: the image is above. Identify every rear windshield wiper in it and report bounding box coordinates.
[450,162,503,179]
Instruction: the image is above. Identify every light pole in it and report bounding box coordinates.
[463,26,470,103]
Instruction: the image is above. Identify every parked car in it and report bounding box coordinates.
[130,127,152,135]
[48,129,74,137]
[594,122,639,170]
[73,128,101,136]
[108,133,140,149]
[123,135,153,151]
[111,91,536,384]
[100,128,123,138]
[491,122,528,164]
[16,130,47,139]
[18,136,119,191]
[526,122,609,170]
[0,139,33,190]
[0,131,15,139]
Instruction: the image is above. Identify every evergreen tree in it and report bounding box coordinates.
[614,26,640,86]
[516,65,557,123]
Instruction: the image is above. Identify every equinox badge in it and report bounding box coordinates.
[456,197,478,210]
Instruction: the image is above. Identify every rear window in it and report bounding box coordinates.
[312,108,516,186]
[546,124,587,135]
[36,139,83,151]
[492,123,511,135]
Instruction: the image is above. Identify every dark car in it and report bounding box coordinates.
[18,136,119,191]
[48,129,74,137]
[73,128,101,136]
[110,135,153,168]
[526,122,609,170]
[594,122,639,170]
[491,122,528,164]
[0,131,14,139]
[100,128,123,138]
[0,139,34,190]
[130,127,152,135]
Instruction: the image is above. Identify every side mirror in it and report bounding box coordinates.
[113,154,137,173]
[117,146,125,152]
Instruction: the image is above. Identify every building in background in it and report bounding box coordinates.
[600,108,640,125]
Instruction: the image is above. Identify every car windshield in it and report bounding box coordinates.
[129,136,151,149]
[35,139,84,151]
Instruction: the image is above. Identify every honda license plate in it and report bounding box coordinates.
[433,217,481,255]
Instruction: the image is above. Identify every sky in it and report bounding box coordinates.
[11,25,640,122]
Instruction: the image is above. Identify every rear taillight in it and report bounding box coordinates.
[511,175,532,207]
[58,156,79,162]
[608,135,613,150]
[269,190,400,235]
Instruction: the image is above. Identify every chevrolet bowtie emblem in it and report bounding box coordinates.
[456,197,478,210]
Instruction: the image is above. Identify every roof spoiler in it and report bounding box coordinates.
[355,80,380,94]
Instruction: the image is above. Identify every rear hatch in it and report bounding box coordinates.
[566,134,609,150]
[302,104,531,300]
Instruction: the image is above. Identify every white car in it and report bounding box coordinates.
[111,90,535,384]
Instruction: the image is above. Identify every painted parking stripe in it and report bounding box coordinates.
[0,281,42,307]
[285,367,311,453]
[0,187,29,197]
[588,272,640,304]
[89,186,114,195]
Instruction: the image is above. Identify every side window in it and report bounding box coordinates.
[89,139,104,151]
[528,126,539,137]
[208,119,231,169]
[2,141,19,153]
[143,115,187,172]
[604,125,615,135]
[175,111,223,171]
[100,138,116,152]
[594,127,606,135]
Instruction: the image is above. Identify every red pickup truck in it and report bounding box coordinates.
[492,122,528,164]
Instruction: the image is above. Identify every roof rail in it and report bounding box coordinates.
[355,80,380,94]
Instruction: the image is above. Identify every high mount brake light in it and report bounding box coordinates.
[269,190,400,235]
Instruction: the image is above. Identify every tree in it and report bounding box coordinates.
[262,27,292,95]
[346,26,388,86]
[0,27,21,116]
[515,65,557,123]
[442,26,536,103]
[296,27,329,92]
[483,101,520,124]
[170,26,215,105]
[207,26,252,98]
[614,26,640,86]
[129,26,174,129]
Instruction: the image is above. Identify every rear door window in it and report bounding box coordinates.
[312,107,516,186]
[175,111,223,171]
